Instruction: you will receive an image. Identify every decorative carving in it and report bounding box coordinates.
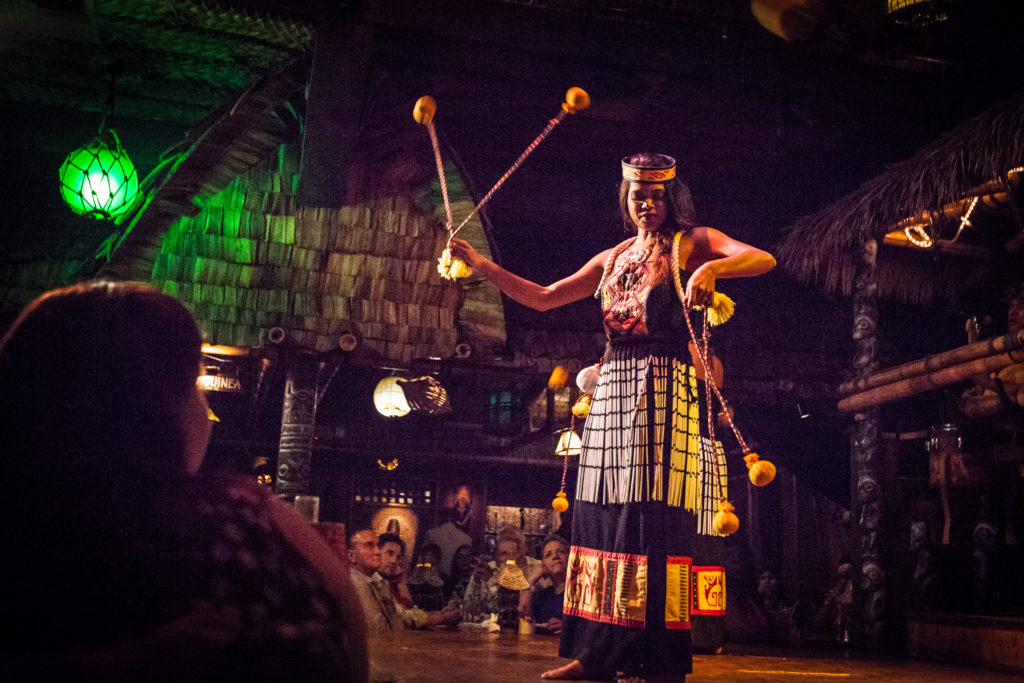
[275,353,319,496]
[850,238,887,648]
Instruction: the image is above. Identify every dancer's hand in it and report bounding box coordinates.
[448,238,486,269]
[685,263,717,308]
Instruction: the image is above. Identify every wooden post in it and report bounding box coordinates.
[298,12,373,207]
[275,352,320,498]
[850,237,888,648]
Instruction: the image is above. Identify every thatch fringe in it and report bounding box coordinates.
[777,88,1024,303]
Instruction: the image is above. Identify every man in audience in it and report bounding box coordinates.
[348,529,401,633]
[378,532,415,609]
[378,532,460,627]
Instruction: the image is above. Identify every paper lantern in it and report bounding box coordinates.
[373,376,411,417]
[58,129,138,220]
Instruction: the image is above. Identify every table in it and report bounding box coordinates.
[368,627,577,683]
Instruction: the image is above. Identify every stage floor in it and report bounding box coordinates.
[368,629,1023,682]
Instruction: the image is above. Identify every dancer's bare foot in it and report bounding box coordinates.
[540,659,586,679]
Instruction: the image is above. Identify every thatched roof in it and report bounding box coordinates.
[85,58,508,366]
[776,88,1024,304]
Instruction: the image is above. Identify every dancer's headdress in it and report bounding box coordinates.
[621,155,676,182]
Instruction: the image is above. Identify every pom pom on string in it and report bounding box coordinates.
[744,452,776,487]
[437,248,472,280]
[562,87,591,114]
[571,394,591,418]
[712,500,739,536]
[413,95,436,125]
[706,292,735,326]
[576,363,600,395]
[548,365,568,390]
[552,491,569,512]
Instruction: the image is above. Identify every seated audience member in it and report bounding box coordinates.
[348,529,459,634]
[385,537,459,627]
[407,542,447,612]
[378,533,415,609]
[444,543,476,603]
[462,526,541,622]
[348,530,401,633]
[0,282,367,681]
[520,534,569,634]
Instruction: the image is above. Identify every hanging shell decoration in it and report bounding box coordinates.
[397,376,452,415]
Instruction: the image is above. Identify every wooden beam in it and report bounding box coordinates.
[297,16,374,207]
[838,348,1024,414]
[839,329,1024,395]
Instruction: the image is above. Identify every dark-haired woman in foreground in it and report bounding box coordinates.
[0,281,367,681]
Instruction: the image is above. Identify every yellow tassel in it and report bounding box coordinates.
[706,292,735,326]
[571,394,591,418]
[744,452,776,487]
[712,500,739,536]
[552,491,569,512]
[437,248,472,280]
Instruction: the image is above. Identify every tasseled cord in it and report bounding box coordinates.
[672,232,775,536]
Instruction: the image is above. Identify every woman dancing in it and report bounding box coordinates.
[449,152,775,682]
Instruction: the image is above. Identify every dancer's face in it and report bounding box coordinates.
[627,181,666,233]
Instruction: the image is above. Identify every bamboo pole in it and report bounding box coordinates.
[839,329,1024,396]
[838,347,1024,413]
[881,231,990,258]
[889,190,1011,232]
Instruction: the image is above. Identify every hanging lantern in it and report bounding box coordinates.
[58,129,138,220]
[373,376,411,417]
[555,428,582,457]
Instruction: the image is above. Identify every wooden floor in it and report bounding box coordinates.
[368,629,1024,682]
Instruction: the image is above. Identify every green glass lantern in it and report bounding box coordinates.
[58,129,139,220]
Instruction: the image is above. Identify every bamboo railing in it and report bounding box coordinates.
[837,329,1024,413]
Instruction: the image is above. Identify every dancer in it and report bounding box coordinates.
[449,152,775,682]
